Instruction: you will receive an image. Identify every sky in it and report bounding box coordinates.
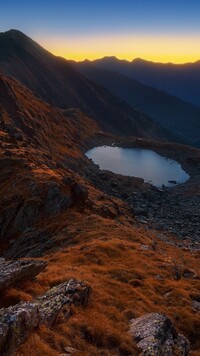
[1,0,200,63]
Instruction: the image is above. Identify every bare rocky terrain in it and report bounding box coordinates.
[77,136,200,250]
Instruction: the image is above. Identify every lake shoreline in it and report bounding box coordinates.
[86,145,189,188]
[76,134,200,248]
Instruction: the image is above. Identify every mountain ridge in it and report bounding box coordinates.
[0,31,199,356]
[84,56,200,107]
[0,29,169,141]
[76,60,200,147]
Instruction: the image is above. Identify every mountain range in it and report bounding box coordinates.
[76,61,200,146]
[0,29,200,355]
[0,29,168,140]
[87,56,200,107]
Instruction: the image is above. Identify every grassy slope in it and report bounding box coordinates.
[5,208,200,355]
[0,74,199,355]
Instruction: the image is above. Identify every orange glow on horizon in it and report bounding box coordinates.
[38,34,200,64]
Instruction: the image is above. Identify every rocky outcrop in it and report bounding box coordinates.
[0,258,47,293]
[129,313,190,355]
[0,279,90,355]
[5,229,53,259]
[45,182,73,215]
[73,183,88,203]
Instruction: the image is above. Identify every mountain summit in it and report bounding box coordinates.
[0,30,168,140]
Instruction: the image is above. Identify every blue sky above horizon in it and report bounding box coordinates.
[1,0,200,62]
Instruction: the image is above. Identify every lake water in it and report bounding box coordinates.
[86,146,190,188]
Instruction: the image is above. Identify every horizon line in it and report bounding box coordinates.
[2,28,200,65]
[67,55,200,65]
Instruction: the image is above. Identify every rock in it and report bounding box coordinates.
[98,205,117,219]
[182,268,197,279]
[172,265,182,280]
[133,207,148,218]
[63,346,77,354]
[62,176,76,188]
[11,200,40,234]
[168,180,177,184]
[45,182,73,215]
[110,181,118,188]
[129,313,190,355]
[5,229,53,259]
[192,300,200,311]
[13,132,23,141]
[0,259,47,293]
[191,295,200,312]
[0,302,39,356]
[0,279,90,355]
[0,258,5,265]
[73,183,88,202]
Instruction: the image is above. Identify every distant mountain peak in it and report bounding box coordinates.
[131,57,146,63]
[1,29,28,39]
[4,29,23,34]
[0,30,178,141]
[101,56,118,60]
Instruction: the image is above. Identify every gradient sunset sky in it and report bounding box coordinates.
[1,0,200,63]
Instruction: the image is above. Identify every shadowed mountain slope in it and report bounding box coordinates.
[0,73,101,244]
[0,74,98,159]
[0,68,199,356]
[0,30,169,141]
[90,56,200,107]
[76,61,200,146]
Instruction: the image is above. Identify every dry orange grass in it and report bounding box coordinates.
[1,69,199,355]
[5,210,199,356]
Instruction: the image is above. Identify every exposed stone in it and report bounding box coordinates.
[129,313,190,355]
[133,207,148,218]
[73,183,88,202]
[172,265,182,280]
[192,300,200,312]
[5,229,53,259]
[98,205,117,219]
[11,200,41,233]
[190,295,200,312]
[63,346,77,354]
[182,268,197,279]
[0,259,47,293]
[0,303,39,356]
[0,279,90,355]
[45,182,73,215]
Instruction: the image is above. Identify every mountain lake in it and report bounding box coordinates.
[86,146,190,188]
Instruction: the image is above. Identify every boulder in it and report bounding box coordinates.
[0,259,47,293]
[129,313,190,355]
[0,279,90,355]
[133,207,148,218]
[73,183,88,203]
